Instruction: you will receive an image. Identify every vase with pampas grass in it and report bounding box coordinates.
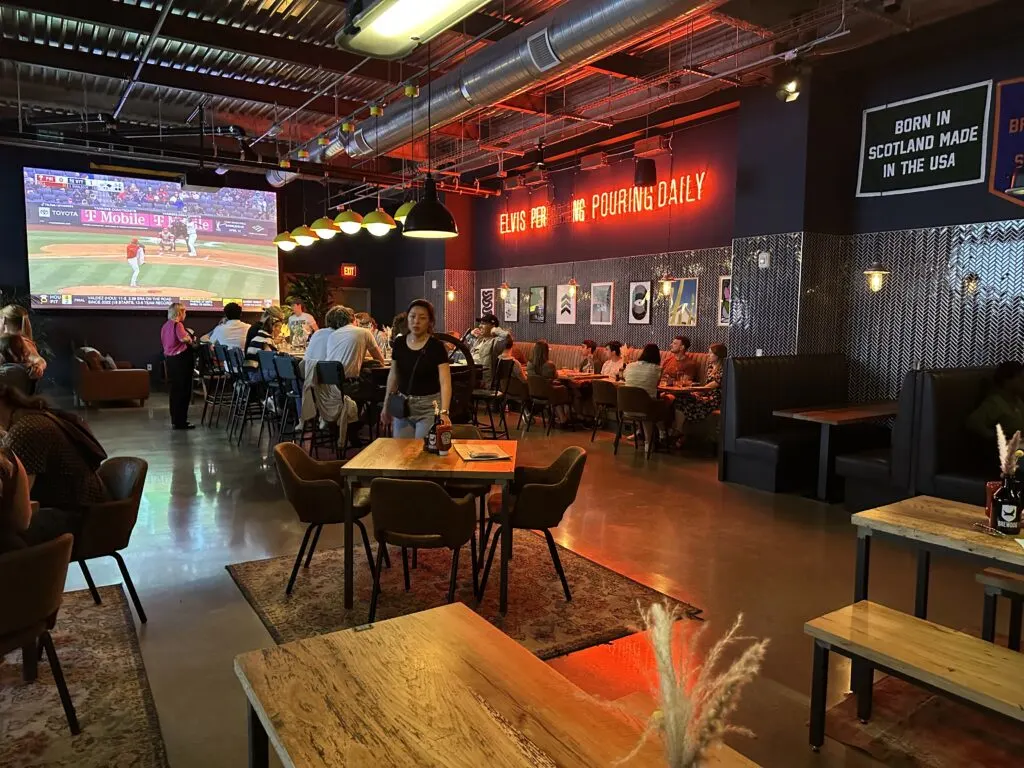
[992,424,1023,534]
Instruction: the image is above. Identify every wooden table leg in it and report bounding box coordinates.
[914,549,930,619]
[344,477,355,610]
[500,479,511,615]
[816,423,834,501]
[248,702,269,768]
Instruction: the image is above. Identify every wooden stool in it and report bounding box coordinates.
[978,568,1023,651]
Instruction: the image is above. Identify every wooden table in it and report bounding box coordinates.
[339,438,518,613]
[236,602,755,767]
[773,401,897,500]
[556,370,608,383]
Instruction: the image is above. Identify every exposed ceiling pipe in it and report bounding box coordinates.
[266,0,711,187]
[112,0,175,120]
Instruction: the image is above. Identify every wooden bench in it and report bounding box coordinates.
[978,568,1024,651]
[804,601,1024,751]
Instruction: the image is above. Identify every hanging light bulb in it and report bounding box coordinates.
[274,231,297,252]
[290,225,319,247]
[499,281,510,300]
[334,209,363,235]
[446,288,457,302]
[363,208,396,237]
[863,261,890,293]
[310,217,339,239]
[567,278,578,297]
[661,276,674,296]
[394,199,416,225]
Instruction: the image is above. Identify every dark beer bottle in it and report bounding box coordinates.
[425,401,440,454]
[992,474,1021,535]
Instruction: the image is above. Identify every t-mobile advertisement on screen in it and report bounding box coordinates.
[23,167,280,311]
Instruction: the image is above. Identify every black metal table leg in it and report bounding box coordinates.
[343,477,354,610]
[816,423,834,501]
[809,640,829,751]
[914,549,930,619]
[854,530,871,602]
[248,702,269,768]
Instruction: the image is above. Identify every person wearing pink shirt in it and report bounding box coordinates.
[161,303,196,430]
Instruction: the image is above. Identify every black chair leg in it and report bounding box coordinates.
[79,560,102,604]
[286,524,315,595]
[470,537,480,599]
[591,406,602,442]
[477,495,487,561]
[478,525,502,602]
[401,547,411,591]
[613,415,624,455]
[982,591,998,643]
[355,520,375,576]
[543,529,572,602]
[304,525,323,568]
[112,551,147,624]
[368,544,387,623]
[447,547,461,604]
[40,631,81,736]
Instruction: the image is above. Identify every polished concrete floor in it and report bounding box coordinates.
[63,396,999,767]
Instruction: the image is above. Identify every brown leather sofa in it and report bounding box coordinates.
[73,347,150,407]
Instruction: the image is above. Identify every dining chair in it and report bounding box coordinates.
[257,349,282,445]
[525,375,572,436]
[472,358,515,439]
[273,354,305,447]
[76,457,149,623]
[615,386,660,458]
[368,478,478,623]
[0,534,79,734]
[211,343,234,428]
[479,447,587,605]
[590,379,620,442]
[445,424,494,556]
[196,343,227,427]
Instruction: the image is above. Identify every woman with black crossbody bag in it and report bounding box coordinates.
[382,300,452,438]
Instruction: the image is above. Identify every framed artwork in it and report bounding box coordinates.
[503,287,519,322]
[480,288,495,319]
[717,276,732,326]
[590,281,614,325]
[556,284,577,325]
[628,281,651,324]
[667,277,699,327]
[528,286,546,323]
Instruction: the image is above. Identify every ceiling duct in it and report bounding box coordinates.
[267,0,708,187]
[580,151,608,171]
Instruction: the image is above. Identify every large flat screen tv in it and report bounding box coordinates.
[23,167,279,311]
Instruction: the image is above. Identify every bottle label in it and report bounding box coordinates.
[996,503,1021,534]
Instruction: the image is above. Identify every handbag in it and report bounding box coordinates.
[386,345,426,420]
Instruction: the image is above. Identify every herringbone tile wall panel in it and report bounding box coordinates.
[799,232,847,356]
[443,270,477,334]
[729,233,803,357]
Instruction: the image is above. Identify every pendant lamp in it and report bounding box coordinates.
[363,208,397,237]
[395,199,416,224]
[334,209,363,235]
[274,231,298,251]
[291,225,319,247]
[311,217,339,239]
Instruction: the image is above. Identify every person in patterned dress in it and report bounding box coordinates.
[681,343,727,424]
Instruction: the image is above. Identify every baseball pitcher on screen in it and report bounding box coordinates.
[126,238,144,287]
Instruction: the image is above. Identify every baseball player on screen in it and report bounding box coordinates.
[185,218,198,257]
[127,238,145,287]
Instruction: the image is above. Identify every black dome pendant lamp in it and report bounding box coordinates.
[403,41,458,240]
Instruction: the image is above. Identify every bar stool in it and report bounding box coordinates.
[979,568,1023,651]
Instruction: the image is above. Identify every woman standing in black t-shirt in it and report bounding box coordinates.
[383,300,451,438]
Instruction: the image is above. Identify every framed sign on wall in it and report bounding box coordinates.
[480,288,495,319]
[556,284,577,324]
[503,287,519,323]
[628,281,651,324]
[857,80,992,197]
[590,282,614,325]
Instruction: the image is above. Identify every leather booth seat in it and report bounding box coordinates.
[511,341,713,384]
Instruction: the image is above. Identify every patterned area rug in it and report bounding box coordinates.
[826,675,1024,768]
[227,532,702,659]
[0,585,168,768]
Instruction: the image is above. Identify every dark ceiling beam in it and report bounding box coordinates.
[707,11,773,37]
[1,0,400,85]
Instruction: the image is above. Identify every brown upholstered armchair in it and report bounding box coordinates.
[74,347,150,407]
[0,534,80,734]
[368,479,478,623]
[480,447,587,604]
[273,443,379,595]
[76,457,149,624]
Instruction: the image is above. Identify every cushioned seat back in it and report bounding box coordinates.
[724,354,847,451]
[890,369,922,489]
[512,341,712,383]
[548,345,584,371]
[917,368,994,488]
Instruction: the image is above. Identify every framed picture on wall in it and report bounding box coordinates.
[556,284,577,325]
[528,286,546,323]
[629,281,651,324]
[667,278,698,327]
[480,288,495,319]
[503,287,519,323]
[590,282,614,325]
[717,276,732,326]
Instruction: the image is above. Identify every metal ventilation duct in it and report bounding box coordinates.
[267,0,709,187]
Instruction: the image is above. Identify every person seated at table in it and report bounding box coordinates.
[472,313,506,388]
[601,341,625,381]
[0,446,32,554]
[287,301,319,345]
[244,306,284,379]
[527,340,571,424]
[0,304,45,380]
[497,335,527,385]
[623,343,663,398]
[303,305,344,371]
[201,302,250,348]
[679,343,727,431]
[0,334,41,385]
[579,339,597,374]
[391,312,409,340]
[662,335,699,383]
[967,360,1024,440]
[326,305,385,379]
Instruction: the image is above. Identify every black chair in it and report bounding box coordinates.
[590,379,619,441]
[473,358,515,439]
[445,424,494,557]
[0,363,35,396]
[256,349,282,445]
[228,347,264,445]
[312,361,348,455]
[524,375,572,436]
[615,386,661,458]
[196,344,228,426]
[210,344,234,428]
[273,354,305,447]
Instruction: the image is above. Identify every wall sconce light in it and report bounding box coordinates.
[446,288,457,302]
[864,261,890,293]
[499,281,510,300]
[567,278,578,297]
[660,275,674,296]
[962,272,980,295]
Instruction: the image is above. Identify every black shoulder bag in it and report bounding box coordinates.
[386,344,426,420]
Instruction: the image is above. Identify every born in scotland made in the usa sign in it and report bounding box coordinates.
[857,80,992,196]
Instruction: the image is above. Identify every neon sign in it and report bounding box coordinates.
[499,205,550,234]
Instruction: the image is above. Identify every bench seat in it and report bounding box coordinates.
[804,600,1024,750]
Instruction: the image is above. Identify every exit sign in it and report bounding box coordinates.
[340,263,358,278]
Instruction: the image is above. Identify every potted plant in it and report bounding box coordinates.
[284,274,331,327]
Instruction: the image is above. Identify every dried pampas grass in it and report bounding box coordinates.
[996,423,1022,477]
[617,603,768,767]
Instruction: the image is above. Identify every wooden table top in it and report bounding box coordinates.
[339,438,517,481]
[235,603,670,767]
[556,370,609,381]
[852,496,1024,569]
[772,401,897,426]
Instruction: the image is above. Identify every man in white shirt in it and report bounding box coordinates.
[470,313,509,387]
[287,301,319,346]
[304,305,345,371]
[202,302,250,348]
[326,306,385,378]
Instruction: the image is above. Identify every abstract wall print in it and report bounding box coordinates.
[717,276,732,326]
[529,286,546,323]
[556,284,577,325]
[480,287,495,319]
[667,277,698,327]
[503,287,519,323]
[629,281,651,324]
[590,282,614,325]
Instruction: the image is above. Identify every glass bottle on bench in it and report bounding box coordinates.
[425,401,440,455]
[992,473,1021,535]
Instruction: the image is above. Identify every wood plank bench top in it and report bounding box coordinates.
[977,567,1024,593]
[805,601,1024,722]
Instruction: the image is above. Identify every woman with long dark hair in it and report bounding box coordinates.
[383,300,451,438]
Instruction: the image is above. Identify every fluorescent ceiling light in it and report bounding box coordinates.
[337,0,491,59]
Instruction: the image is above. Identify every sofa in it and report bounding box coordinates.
[720,354,848,493]
[74,347,151,407]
